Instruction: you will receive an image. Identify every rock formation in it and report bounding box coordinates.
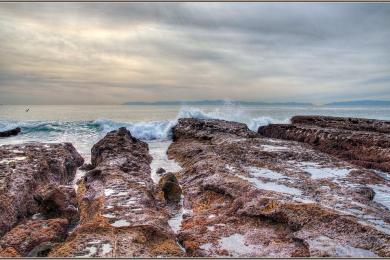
[49,127,184,257]
[0,143,83,256]
[157,172,182,203]
[167,118,390,257]
[1,116,390,257]
[0,127,21,138]
[258,115,390,172]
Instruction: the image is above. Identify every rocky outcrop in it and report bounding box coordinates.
[49,127,184,257]
[0,143,83,237]
[172,118,256,142]
[157,173,182,203]
[0,143,83,256]
[291,115,390,134]
[0,127,21,138]
[167,118,390,257]
[258,116,390,172]
[0,219,69,256]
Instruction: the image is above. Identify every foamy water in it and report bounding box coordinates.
[1,103,390,161]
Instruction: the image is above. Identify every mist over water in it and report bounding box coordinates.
[1,103,390,157]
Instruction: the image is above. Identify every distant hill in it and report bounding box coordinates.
[123,100,313,106]
[324,100,390,107]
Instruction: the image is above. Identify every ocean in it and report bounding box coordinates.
[1,104,390,162]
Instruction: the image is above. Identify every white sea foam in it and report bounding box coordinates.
[0,104,287,145]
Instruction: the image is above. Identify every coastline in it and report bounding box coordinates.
[0,115,390,257]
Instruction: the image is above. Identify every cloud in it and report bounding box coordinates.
[0,3,389,104]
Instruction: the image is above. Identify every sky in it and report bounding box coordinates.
[0,3,389,105]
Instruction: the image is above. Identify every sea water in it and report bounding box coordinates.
[1,104,390,159]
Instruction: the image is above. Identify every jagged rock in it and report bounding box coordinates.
[0,143,83,237]
[49,127,184,257]
[172,118,257,142]
[167,118,390,257]
[34,185,79,223]
[258,116,390,172]
[0,218,69,256]
[158,172,182,203]
[0,127,21,138]
[291,115,390,134]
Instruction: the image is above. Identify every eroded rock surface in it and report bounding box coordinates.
[0,143,83,237]
[168,118,390,257]
[258,115,390,172]
[0,218,69,256]
[50,127,184,257]
[0,142,83,256]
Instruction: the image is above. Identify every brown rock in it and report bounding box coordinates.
[50,127,183,257]
[355,187,376,201]
[0,218,69,256]
[167,118,390,257]
[0,143,83,237]
[158,172,182,203]
[291,115,390,134]
[258,116,390,172]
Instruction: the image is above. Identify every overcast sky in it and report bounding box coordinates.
[0,3,389,105]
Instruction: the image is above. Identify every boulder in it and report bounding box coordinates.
[34,185,79,223]
[158,173,182,203]
[0,127,21,138]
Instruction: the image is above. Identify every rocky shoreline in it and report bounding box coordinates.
[0,116,389,257]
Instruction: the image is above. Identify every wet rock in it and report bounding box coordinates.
[0,218,69,256]
[258,116,390,172]
[355,187,376,201]
[168,118,390,257]
[50,127,183,257]
[0,127,21,138]
[158,172,182,203]
[0,143,84,237]
[34,185,79,223]
[171,118,257,142]
[156,167,166,175]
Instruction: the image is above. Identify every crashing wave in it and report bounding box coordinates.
[0,105,286,141]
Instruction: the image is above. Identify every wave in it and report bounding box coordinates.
[0,105,287,141]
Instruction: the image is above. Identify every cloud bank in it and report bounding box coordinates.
[0,3,389,104]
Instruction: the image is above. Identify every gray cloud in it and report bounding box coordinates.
[0,3,389,104]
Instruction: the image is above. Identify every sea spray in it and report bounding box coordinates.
[0,104,287,143]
